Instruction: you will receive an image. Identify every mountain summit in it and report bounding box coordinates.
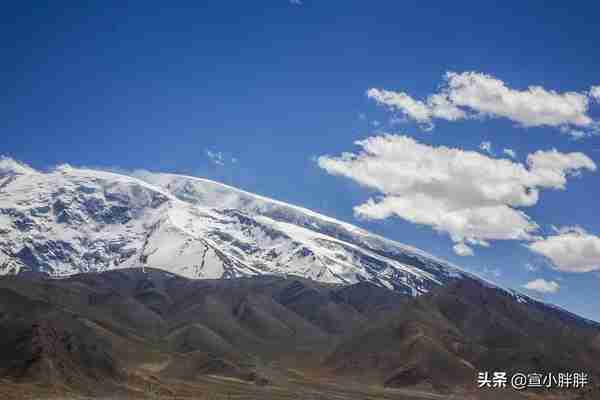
[0,160,465,295]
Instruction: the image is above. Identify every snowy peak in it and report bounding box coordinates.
[0,161,466,295]
[138,172,453,265]
[0,156,38,177]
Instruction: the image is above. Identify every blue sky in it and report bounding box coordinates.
[3,1,600,321]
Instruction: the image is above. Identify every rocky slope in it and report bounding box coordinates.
[1,269,598,399]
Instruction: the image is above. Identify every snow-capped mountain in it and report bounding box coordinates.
[0,157,467,295]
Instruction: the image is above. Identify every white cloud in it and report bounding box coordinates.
[524,262,539,272]
[389,115,407,126]
[559,126,595,140]
[528,227,600,273]
[479,141,493,155]
[503,148,517,159]
[446,72,592,127]
[318,134,596,253]
[527,149,596,188]
[206,150,238,167]
[367,89,432,125]
[206,150,225,166]
[552,225,588,235]
[453,242,474,256]
[368,71,597,133]
[366,87,465,130]
[523,278,560,293]
[590,86,600,101]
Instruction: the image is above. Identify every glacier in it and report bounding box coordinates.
[0,157,467,295]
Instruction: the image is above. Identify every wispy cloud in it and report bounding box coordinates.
[523,278,560,294]
[482,266,502,278]
[453,242,474,256]
[590,86,600,101]
[503,148,517,159]
[479,141,493,155]
[206,150,238,167]
[524,262,539,272]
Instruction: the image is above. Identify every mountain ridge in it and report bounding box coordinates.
[1,268,599,399]
[1,157,598,329]
[0,158,462,291]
